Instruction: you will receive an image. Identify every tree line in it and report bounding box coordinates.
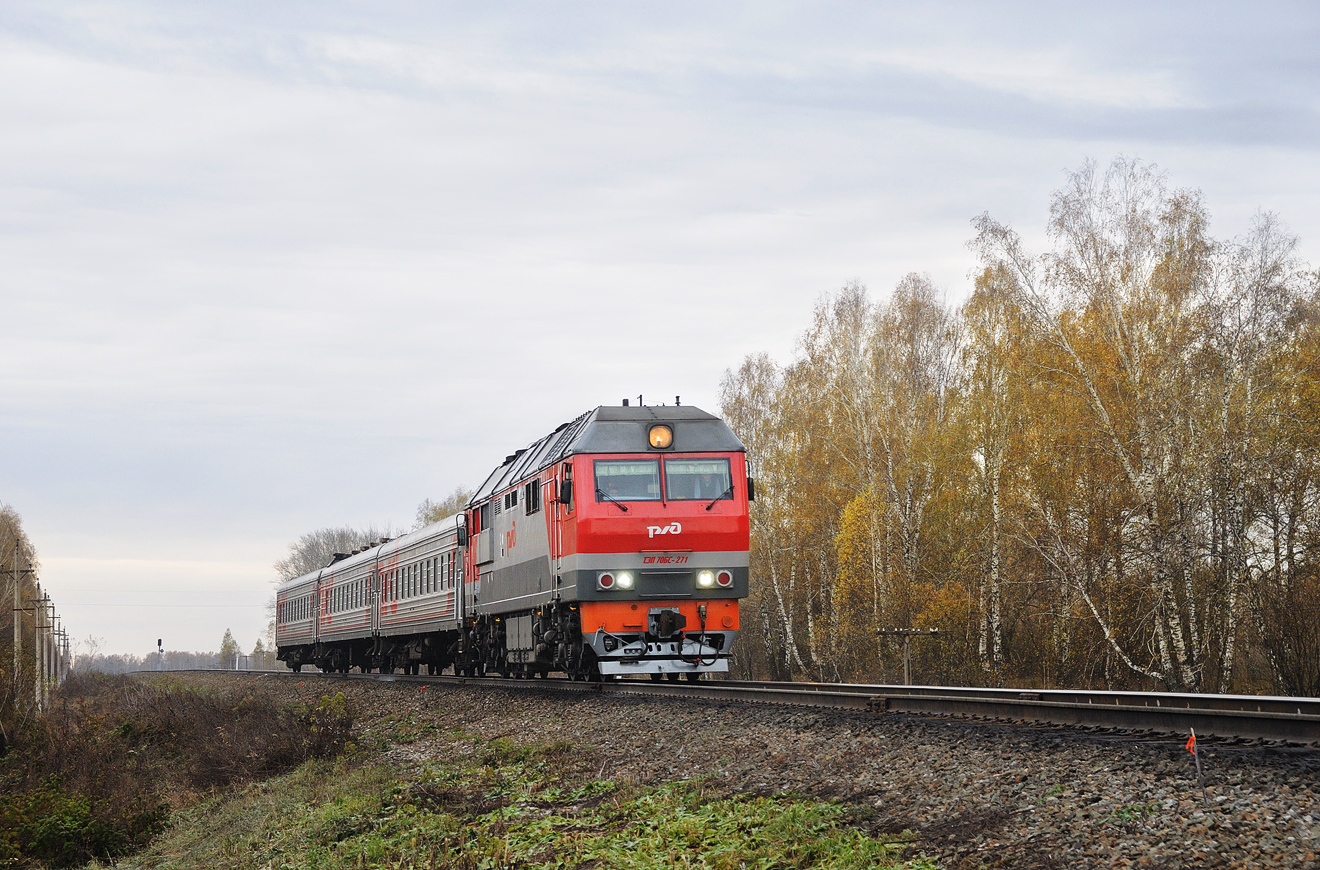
[720,157,1320,696]
[73,629,279,674]
[1,505,42,739]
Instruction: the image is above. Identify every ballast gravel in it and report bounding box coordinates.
[208,673,1319,869]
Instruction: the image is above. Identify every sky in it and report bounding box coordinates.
[2,2,1317,658]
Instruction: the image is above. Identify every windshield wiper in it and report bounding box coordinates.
[596,487,629,512]
[705,484,734,511]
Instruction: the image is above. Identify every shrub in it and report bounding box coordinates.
[0,675,355,866]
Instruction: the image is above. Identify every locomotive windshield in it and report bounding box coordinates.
[665,458,732,501]
[592,457,734,502]
[594,459,661,501]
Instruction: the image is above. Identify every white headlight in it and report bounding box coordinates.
[697,570,715,587]
[616,571,635,589]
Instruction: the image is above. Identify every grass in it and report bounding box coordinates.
[6,675,935,868]
[112,731,935,870]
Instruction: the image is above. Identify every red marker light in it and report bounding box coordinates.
[716,570,733,588]
[598,573,615,589]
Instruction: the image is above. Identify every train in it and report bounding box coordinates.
[274,402,751,681]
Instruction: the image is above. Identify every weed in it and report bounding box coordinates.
[1111,802,1160,823]
[113,733,936,870]
[1036,783,1067,804]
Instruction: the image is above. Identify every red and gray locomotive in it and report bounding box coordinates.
[275,403,751,681]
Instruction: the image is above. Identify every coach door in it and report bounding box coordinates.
[371,561,382,638]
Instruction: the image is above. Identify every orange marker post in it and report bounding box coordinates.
[1187,729,1209,810]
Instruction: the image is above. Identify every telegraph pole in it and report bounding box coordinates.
[11,542,17,695]
[51,616,61,690]
[33,584,43,708]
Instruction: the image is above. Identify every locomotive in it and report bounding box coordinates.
[275,403,751,681]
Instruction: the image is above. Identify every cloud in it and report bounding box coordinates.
[0,1,1317,653]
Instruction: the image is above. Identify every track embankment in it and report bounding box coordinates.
[184,671,1318,868]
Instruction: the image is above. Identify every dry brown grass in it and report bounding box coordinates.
[0,672,355,867]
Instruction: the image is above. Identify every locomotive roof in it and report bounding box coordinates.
[471,404,744,504]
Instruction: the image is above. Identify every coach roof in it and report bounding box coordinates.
[470,405,745,504]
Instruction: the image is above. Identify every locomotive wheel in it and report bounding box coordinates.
[650,673,663,682]
[685,673,701,682]
[292,664,302,674]
[666,673,681,682]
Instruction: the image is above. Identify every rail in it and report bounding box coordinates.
[143,670,1320,744]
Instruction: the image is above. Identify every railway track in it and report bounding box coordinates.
[228,669,1320,745]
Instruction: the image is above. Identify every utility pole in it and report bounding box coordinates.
[51,616,61,690]
[33,584,43,709]
[877,628,941,686]
[11,541,18,696]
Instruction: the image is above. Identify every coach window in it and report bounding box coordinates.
[665,458,733,501]
[594,459,661,501]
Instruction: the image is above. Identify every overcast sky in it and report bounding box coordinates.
[2,2,1317,658]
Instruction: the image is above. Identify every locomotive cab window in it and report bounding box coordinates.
[594,459,661,501]
[666,458,733,501]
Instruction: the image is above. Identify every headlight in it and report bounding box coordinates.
[648,425,673,449]
[616,571,635,589]
[697,570,715,588]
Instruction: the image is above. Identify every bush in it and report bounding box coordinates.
[0,674,355,867]
[0,781,168,868]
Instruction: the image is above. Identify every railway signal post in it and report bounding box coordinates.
[878,627,941,686]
